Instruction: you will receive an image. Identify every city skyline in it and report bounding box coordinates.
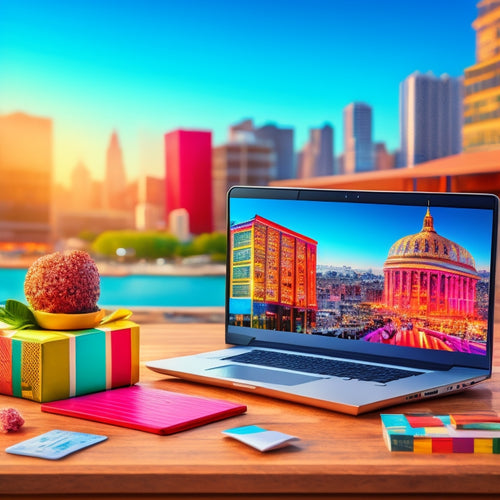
[0,0,477,186]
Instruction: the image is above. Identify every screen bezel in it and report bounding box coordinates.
[225,185,498,372]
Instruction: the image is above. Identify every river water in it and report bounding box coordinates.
[0,268,226,308]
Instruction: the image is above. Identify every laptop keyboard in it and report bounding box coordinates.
[224,349,423,384]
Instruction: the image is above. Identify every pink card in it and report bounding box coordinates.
[41,385,246,434]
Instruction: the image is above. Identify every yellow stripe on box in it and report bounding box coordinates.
[130,324,140,383]
[414,439,433,453]
[105,329,112,389]
[474,439,493,453]
[41,338,70,401]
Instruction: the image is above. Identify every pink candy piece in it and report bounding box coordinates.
[0,408,25,432]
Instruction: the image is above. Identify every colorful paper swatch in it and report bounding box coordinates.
[222,425,299,452]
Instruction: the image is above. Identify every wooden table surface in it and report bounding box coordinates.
[1,322,500,500]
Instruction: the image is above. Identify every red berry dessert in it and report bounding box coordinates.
[24,250,100,314]
[0,408,24,433]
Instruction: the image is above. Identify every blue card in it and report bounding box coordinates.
[5,430,107,460]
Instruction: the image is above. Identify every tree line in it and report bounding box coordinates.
[87,230,226,262]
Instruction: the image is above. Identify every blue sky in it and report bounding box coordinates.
[0,0,477,184]
[230,197,494,272]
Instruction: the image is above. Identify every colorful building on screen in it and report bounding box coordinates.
[383,207,480,318]
[165,129,213,235]
[229,215,317,333]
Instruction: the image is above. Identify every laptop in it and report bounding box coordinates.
[147,186,499,415]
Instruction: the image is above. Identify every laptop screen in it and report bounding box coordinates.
[226,187,498,369]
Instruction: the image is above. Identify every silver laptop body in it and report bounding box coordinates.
[147,186,498,415]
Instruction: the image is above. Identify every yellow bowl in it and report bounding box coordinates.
[33,309,105,330]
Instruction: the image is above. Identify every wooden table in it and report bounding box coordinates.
[1,322,500,500]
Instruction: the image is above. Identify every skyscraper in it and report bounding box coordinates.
[297,124,334,178]
[70,162,93,210]
[165,129,213,235]
[400,72,463,167]
[0,112,53,249]
[374,142,394,170]
[463,0,500,152]
[105,130,127,210]
[343,102,374,173]
[228,119,294,180]
[212,138,273,232]
[254,123,295,180]
[228,119,255,142]
[135,175,166,230]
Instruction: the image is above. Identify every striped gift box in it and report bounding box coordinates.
[0,320,139,402]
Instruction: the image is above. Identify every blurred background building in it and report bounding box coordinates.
[343,103,374,173]
[135,175,166,231]
[400,72,463,167]
[297,124,335,178]
[212,120,274,232]
[374,142,395,170]
[53,130,136,241]
[104,131,128,210]
[165,129,213,235]
[463,0,500,152]
[0,112,53,252]
[254,123,295,180]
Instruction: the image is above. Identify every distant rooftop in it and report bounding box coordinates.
[270,149,500,194]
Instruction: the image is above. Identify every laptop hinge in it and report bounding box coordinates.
[227,332,256,345]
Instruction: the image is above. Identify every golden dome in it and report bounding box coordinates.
[386,207,477,273]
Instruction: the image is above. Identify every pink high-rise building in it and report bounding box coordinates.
[165,129,213,235]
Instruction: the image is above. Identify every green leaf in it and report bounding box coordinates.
[0,300,39,330]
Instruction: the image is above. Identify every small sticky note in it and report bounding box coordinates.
[6,429,107,460]
[406,416,445,428]
[222,425,299,452]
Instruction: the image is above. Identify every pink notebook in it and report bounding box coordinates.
[41,385,247,435]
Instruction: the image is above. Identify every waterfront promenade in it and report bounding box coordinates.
[0,255,226,276]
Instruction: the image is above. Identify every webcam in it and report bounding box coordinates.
[345,192,361,200]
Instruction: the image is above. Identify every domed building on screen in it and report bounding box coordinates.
[383,207,479,318]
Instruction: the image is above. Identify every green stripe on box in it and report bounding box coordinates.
[11,339,22,398]
[390,434,414,452]
[75,329,106,394]
[493,438,500,454]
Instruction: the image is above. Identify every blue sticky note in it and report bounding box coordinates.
[225,425,266,435]
[6,430,107,460]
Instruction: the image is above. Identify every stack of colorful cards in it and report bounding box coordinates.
[381,413,500,453]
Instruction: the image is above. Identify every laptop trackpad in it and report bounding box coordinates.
[207,364,324,386]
